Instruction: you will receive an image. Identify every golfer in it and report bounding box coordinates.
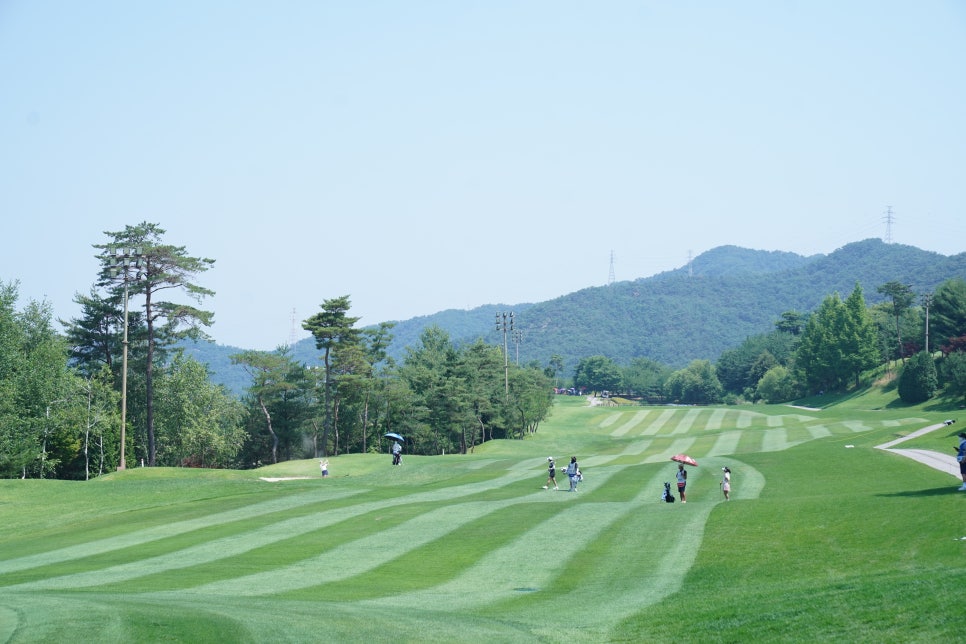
[956,433,966,491]
[392,440,402,466]
[676,464,688,503]
[543,457,558,490]
[320,459,329,478]
[566,456,580,492]
[720,467,731,500]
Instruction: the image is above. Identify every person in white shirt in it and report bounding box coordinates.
[720,467,731,500]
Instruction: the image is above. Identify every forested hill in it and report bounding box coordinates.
[190,239,966,393]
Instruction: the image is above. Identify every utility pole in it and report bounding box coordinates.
[512,329,522,365]
[107,247,144,471]
[495,311,513,399]
[922,293,932,354]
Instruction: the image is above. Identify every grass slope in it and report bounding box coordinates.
[1,395,964,643]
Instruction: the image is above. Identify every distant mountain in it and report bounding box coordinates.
[668,245,817,277]
[189,239,966,395]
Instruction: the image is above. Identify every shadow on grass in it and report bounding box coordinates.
[877,486,965,498]
[922,394,966,413]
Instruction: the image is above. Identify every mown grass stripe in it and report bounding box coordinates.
[618,439,653,456]
[670,408,704,435]
[650,438,697,463]
[710,430,742,456]
[4,470,538,590]
[598,412,620,428]
[706,408,728,430]
[0,488,364,575]
[843,420,873,432]
[642,409,675,435]
[610,410,650,437]
[809,424,832,439]
[171,465,634,598]
[736,410,757,428]
[761,427,790,452]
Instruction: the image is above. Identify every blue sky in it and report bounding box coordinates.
[2,1,964,350]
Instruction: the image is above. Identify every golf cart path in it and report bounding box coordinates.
[875,423,959,478]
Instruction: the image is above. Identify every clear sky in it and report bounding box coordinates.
[2,1,964,350]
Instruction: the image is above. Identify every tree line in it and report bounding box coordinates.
[0,223,554,479]
[572,280,966,407]
[3,223,965,480]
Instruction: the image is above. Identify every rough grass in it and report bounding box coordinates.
[1,393,964,642]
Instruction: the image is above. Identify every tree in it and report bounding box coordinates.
[747,351,778,395]
[897,351,938,404]
[842,284,880,387]
[0,281,28,477]
[546,354,565,388]
[941,351,966,406]
[877,281,915,362]
[302,296,361,457]
[94,222,215,466]
[507,366,553,438]
[76,366,120,480]
[154,353,246,468]
[397,326,466,455]
[716,330,797,396]
[755,365,798,403]
[573,355,622,394]
[0,287,85,479]
[930,278,966,348]
[457,339,505,450]
[795,285,879,393]
[775,310,805,335]
[664,360,723,404]
[622,357,671,400]
[356,322,395,454]
[61,288,127,377]
[231,349,301,464]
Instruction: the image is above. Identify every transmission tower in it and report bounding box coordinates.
[608,251,616,285]
[288,307,298,348]
[687,250,694,279]
[883,205,894,244]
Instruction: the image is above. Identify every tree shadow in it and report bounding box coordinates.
[922,395,966,413]
[877,486,963,498]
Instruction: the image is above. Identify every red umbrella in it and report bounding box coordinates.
[671,454,698,467]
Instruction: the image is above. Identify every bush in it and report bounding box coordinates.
[897,351,938,404]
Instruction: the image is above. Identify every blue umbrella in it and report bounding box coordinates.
[384,432,404,441]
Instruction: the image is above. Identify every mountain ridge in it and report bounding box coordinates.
[185,239,966,394]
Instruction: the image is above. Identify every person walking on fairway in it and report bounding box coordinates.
[720,467,731,500]
[543,457,558,490]
[566,456,580,492]
[676,464,688,503]
[392,440,402,466]
[956,433,966,491]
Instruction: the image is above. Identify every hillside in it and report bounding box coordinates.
[191,239,966,394]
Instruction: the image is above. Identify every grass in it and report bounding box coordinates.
[1,393,965,642]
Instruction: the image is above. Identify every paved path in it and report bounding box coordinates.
[875,423,960,479]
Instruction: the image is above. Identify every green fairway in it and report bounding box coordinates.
[1,396,964,642]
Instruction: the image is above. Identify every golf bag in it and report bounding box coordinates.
[662,481,675,503]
